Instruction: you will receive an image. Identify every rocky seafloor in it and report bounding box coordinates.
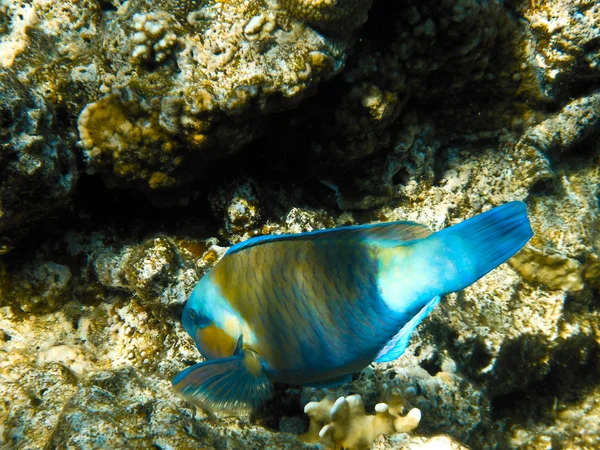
[1,0,599,449]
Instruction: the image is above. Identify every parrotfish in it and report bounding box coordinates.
[173,201,533,413]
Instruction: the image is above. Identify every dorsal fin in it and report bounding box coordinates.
[227,221,432,255]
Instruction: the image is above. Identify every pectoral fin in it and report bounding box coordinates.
[172,348,272,414]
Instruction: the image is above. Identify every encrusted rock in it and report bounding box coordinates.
[93,235,218,306]
[518,0,600,99]
[0,74,77,241]
[77,0,356,190]
[209,179,262,239]
[281,0,375,32]
[510,246,584,292]
[516,92,600,156]
[3,261,72,312]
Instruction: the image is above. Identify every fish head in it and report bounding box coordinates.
[182,276,243,360]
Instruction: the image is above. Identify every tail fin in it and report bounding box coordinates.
[432,201,533,293]
[377,202,533,315]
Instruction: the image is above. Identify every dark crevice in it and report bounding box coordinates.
[255,385,305,431]
[491,338,600,423]
[421,358,442,377]
[391,168,410,186]
[98,1,117,12]
[432,147,450,186]
[467,340,494,375]
[529,175,556,196]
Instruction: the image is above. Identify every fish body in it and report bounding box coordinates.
[174,202,533,413]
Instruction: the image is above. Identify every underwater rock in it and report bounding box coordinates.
[1,0,372,228]
[77,0,365,190]
[518,0,600,100]
[506,381,600,449]
[376,435,470,450]
[516,92,600,157]
[0,74,77,243]
[510,246,584,292]
[325,120,441,210]
[0,0,101,241]
[274,0,538,188]
[209,179,262,239]
[0,359,318,449]
[2,260,72,313]
[93,235,221,307]
[388,367,491,446]
[281,0,375,32]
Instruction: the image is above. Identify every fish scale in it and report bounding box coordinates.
[173,201,533,414]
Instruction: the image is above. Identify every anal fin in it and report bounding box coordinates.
[172,349,272,414]
[374,295,441,363]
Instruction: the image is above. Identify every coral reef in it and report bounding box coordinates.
[209,179,262,239]
[518,0,600,100]
[507,382,600,449]
[281,0,375,31]
[262,0,549,210]
[1,0,599,448]
[1,0,371,240]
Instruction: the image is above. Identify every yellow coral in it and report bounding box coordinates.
[301,394,421,450]
[78,93,187,189]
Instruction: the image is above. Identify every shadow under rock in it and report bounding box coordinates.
[491,335,600,424]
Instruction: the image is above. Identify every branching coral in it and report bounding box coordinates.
[301,394,421,450]
[130,12,179,64]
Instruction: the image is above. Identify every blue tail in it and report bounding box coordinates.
[431,201,533,294]
[375,202,532,363]
[377,201,533,315]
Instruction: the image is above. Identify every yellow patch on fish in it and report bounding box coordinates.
[196,325,236,359]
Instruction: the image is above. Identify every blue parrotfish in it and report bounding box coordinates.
[173,201,533,413]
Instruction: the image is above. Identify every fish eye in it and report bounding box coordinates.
[188,309,210,327]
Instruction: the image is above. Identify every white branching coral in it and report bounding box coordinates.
[301,394,421,450]
[131,12,178,64]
